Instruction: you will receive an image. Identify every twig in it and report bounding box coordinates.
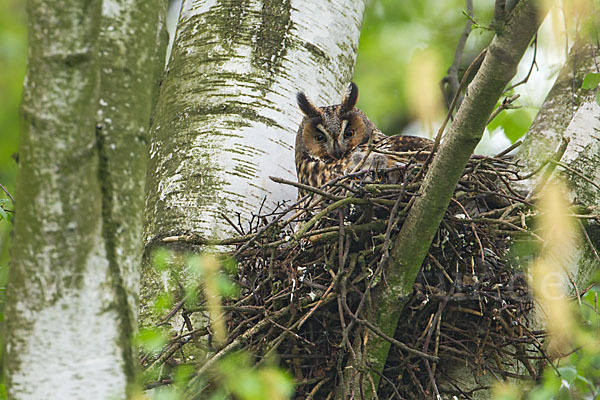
[431,48,488,158]
[445,0,474,107]
[350,314,440,362]
[306,378,330,400]
[297,275,340,328]
[505,34,538,92]
[270,176,342,201]
[451,197,485,265]
[0,182,14,204]
[552,160,600,192]
[494,139,522,157]
[293,197,372,240]
[487,94,521,124]
[220,212,244,236]
[579,219,600,265]
[527,136,570,199]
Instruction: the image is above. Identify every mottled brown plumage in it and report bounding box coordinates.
[295,83,433,195]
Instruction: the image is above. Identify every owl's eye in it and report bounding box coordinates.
[344,128,355,139]
[315,133,326,143]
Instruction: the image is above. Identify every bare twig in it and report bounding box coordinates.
[487,94,521,124]
[0,182,15,204]
[505,34,538,92]
[445,0,474,107]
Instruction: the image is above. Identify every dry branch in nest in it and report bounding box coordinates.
[145,145,597,399]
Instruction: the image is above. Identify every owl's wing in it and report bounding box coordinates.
[373,134,433,160]
[344,134,433,183]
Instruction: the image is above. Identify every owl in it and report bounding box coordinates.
[295,82,433,195]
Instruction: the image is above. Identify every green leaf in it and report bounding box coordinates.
[220,255,238,274]
[135,328,168,354]
[595,90,600,107]
[149,388,178,400]
[0,206,7,222]
[488,107,535,143]
[151,248,173,271]
[183,283,200,305]
[208,390,228,400]
[187,254,205,276]
[174,365,195,387]
[557,366,577,384]
[582,72,600,90]
[557,385,571,400]
[230,372,264,400]
[152,292,173,315]
[216,274,240,299]
[258,368,294,399]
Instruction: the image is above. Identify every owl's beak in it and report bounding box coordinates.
[330,143,344,159]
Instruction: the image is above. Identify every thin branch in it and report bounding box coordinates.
[0,183,15,205]
[553,160,600,192]
[429,48,488,169]
[495,139,522,157]
[505,34,538,92]
[445,0,474,106]
[270,176,342,201]
[352,315,440,362]
[487,94,521,125]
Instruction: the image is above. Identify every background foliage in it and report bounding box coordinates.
[0,0,25,338]
[355,0,494,134]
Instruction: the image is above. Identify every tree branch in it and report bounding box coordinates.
[339,1,546,396]
[445,0,474,106]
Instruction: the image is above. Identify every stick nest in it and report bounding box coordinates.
[146,148,590,399]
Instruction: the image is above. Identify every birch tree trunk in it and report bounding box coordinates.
[141,0,365,320]
[3,1,167,398]
[516,39,600,286]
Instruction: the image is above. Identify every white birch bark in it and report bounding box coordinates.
[140,1,366,329]
[143,0,366,245]
[3,1,167,399]
[516,41,600,287]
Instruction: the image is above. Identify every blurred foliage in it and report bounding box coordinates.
[488,107,538,143]
[494,181,600,399]
[354,0,495,135]
[493,286,600,399]
[0,0,25,214]
[141,250,295,400]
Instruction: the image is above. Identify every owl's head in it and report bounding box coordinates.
[295,83,374,163]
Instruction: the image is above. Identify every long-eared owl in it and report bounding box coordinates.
[295,83,433,194]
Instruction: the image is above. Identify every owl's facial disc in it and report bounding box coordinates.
[315,123,346,160]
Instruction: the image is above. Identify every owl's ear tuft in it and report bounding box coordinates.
[340,82,359,113]
[297,92,321,118]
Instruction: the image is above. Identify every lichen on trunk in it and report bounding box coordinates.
[141,0,365,325]
[4,0,167,398]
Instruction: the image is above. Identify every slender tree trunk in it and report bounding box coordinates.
[141,0,365,323]
[3,1,167,398]
[339,2,545,397]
